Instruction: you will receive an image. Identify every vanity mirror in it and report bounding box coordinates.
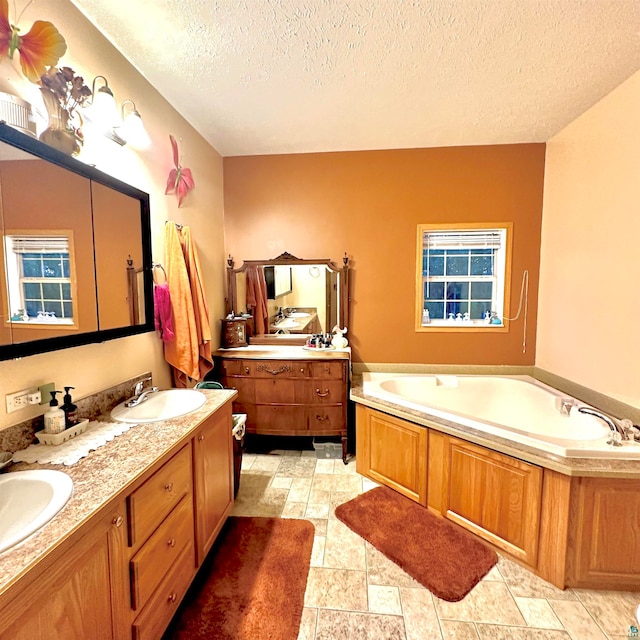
[226,252,350,344]
[0,122,152,361]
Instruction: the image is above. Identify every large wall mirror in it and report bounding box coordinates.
[226,252,350,344]
[0,123,152,360]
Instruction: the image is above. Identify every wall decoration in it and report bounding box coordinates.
[0,0,67,83]
[165,134,194,207]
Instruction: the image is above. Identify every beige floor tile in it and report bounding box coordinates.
[368,584,402,615]
[497,557,577,600]
[297,607,318,640]
[366,543,420,588]
[441,620,480,639]
[362,478,379,492]
[329,490,361,517]
[399,586,443,640]
[277,457,317,477]
[548,599,608,639]
[436,581,526,626]
[514,597,563,630]
[315,609,406,640]
[333,473,363,493]
[482,564,504,582]
[306,503,330,519]
[315,459,336,474]
[307,517,328,536]
[308,488,331,504]
[250,455,283,473]
[240,453,257,470]
[476,625,570,639]
[304,567,368,610]
[288,477,313,502]
[333,460,359,475]
[311,536,326,567]
[573,588,640,636]
[323,519,366,570]
[301,450,317,458]
[281,502,307,518]
[271,475,293,489]
[271,449,302,457]
[231,488,288,516]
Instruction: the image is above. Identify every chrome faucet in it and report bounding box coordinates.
[126,377,159,407]
[577,406,627,445]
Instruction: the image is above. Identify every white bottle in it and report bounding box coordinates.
[44,390,66,434]
[422,309,430,324]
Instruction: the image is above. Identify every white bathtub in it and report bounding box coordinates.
[361,372,640,458]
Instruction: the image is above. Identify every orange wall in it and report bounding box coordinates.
[224,144,545,364]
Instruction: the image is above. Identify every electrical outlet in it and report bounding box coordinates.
[6,390,29,413]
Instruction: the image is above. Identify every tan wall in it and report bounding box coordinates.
[538,70,640,409]
[0,0,225,429]
[224,144,545,364]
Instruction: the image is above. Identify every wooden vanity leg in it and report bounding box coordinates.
[341,432,348,464]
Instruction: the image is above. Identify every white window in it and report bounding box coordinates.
[416,224,512,331]
[4,234,76,325]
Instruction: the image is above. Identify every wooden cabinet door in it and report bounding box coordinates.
[193,405,234,565]
[443,437,542,565]
[355,405,428,505]
[0,501,129,640]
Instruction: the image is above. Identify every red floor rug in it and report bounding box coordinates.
[335,486,497,602]
[165,516,314,640]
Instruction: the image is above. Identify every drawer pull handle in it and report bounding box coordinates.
[198,434,205,441]
[315,415,329,421]
[244,367,250,374]
[168,593,177,604]
[257,364,291,375]
[165,482,174,492]
[112,515,124,528]
[168,538,176,548]
[316,388,330,397]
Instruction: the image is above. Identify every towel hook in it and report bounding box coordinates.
[152,262,167,284]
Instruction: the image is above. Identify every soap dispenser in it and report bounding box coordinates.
[61,386,78,428]
[44,391,65,434]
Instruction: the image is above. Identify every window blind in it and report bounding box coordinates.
[423,230,503,250]
[7,235,69,254]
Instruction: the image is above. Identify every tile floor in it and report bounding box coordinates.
[232,447,640,640]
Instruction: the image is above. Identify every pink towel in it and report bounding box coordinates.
[154,283,175,342]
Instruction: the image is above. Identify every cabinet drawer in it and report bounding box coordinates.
[305,380,346,404]
[310,361,344,380]
[255,378,307,404]
[130,495,194,611]
[252,360,308,377]
[220,359,249,376]
[308,406,345,433]
[128,444,192,548]
[132,542,195,640]
[255,405,307,433]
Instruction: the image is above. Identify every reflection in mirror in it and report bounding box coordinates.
[227,253,349,343]
[0,122,153,361]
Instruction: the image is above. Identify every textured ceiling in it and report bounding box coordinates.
[69,0,640,157]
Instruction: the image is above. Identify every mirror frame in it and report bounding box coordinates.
[0,122,153,361]
[226,251,350,345]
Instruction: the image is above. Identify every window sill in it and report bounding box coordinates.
[416,320,507,333]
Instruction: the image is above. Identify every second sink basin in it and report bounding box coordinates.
[110,388,206,423]
[0,470,73,554]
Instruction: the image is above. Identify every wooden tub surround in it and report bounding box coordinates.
[353,392,640,591]
[0,389,236,640]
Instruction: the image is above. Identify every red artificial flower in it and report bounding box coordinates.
[165,134,195,207]
[0,0,67,83]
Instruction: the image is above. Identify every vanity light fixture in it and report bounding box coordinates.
[114,100,151,150]
[82,77,149,149]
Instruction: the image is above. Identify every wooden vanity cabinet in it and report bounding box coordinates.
[218,352,350,460]
[0,500,130,640]
[193,403,234,564]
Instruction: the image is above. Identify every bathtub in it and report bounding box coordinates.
[361,372,640,459]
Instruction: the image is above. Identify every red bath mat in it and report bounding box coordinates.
[335,486,497,601]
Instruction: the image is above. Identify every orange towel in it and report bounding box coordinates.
[246,265,269,334]
[163,222,213,385]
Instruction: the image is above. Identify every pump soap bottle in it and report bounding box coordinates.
[61,386,78,428]
[44,391,66,434]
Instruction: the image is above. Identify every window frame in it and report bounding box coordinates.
[4,231,80,331]
[415,222,513,332]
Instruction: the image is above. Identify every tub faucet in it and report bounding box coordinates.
[577,407,627,445]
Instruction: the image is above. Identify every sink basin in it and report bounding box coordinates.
[273,318,302,329]
[287,312,310,318]
[0,470,73,554]
[110,389,206,423]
